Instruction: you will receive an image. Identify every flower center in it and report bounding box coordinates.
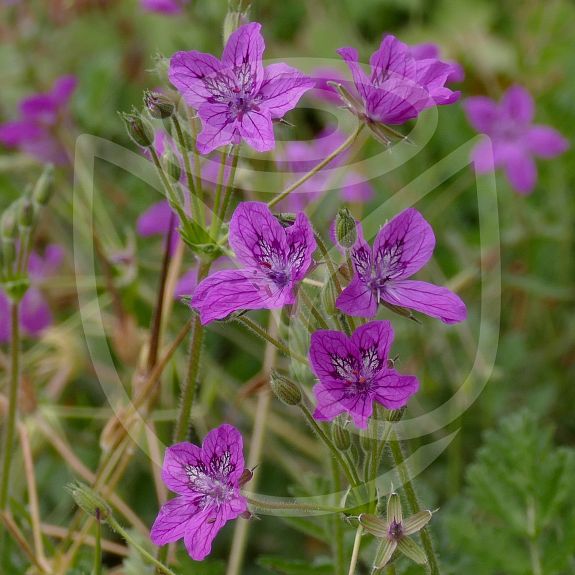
[388,520,403,541]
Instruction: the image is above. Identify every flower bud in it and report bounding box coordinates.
[163,148,181,181]
[144,90,175,119]
[67,482,112,522]
[223,1,249,43]
[270,371,302,406]
[18,199,35,229]
[335,208,357,250]
[32,165,54,206]
[386,407,406,422]
[1,209,18,240]
[320,279,337,316]
[332,422,351,451]
[119,110,154,148]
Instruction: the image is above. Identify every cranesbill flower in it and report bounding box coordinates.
[0,76,76,165]
[151,424,249,561]
[310,320,419,428]
[189,201,316,324]
[336,209,466,324]
[0,245,64,342]
[410,42,464,84]
[337,35,459,131]
[464,85,569,195]
[169,23,314,154]
[140,0,188,14]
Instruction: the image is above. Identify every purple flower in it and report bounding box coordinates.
[189,201,316,324]
[0,76,76,165]
[140,0,188,14]
[410,43,464,84]
[464,85,569,195]
[174,256,229,300]
[276,128,374,212]
[0,245,64,343]
[310,321,419,428]
[137,200,180,255]
[150,424,248,561]
[169,23,314,154]
[337,35,459,127]
[336,209,466,324]
[309,67,353,105]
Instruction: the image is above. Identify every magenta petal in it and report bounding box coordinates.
[221,23,265,93]
[197,102,238,154]
[373,208,435,280]
[336,276,377,318]
[309,329,357,382]
[340,173,374,202]
[20,288,52,336]
[191,269,289,324]
[381,279,467,324]
[259,63,314,119]
[141,0,184,14]
[174,268,198,299]
[501,85,534,125]
[285,212,316,281]
[137,201,175,237]
[183,507,227,561]
[229,202,287,268]
[414,59,459,106]
[369,35,416,83]
[337,47,370,101]
[374,372,419,409]
[312,382,348,422]
[471,137,495,173]
[526,125,569,158]
[503,150,537,195]
[51,75,77,105]
[161,442,204,495]
[150,497,196,546]
[351,320,394,365]
[28,244,64,279]
[463,97,500,134]
[237,109,275,152]
[201,424,245,483]
[169,51,225,108]
[0,119,43,146]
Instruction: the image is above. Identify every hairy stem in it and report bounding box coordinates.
[347,524,363,575]
[331,458,346,575]
[217,147,240,226]
[390,433,441,575]
[269,124,365,208]
[210,148,229,236]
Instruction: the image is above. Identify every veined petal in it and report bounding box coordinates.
[201,424,245,484]
[369,35,416,85]
[191,269,290,324]
[359,513,389,538]
[196,102,238,154]
[221,22,265,94]
[403,510,432,536]
[183,506,227,561]
[463,96,500,134]
[374,371,419,409]
[259,63,315,119]
[237,108,275,152]
[169,50,226,108]
[397,537,427,564]
[309,329,358,382]
[161,442,204,495]
[373,208,435,281]
[312,381,374,429]
[526,125,569,158]
[381,279,467,324]
[374,538,397,569]
[351,320,394,374]
[285,212,316,281]
[336,276,377,318]
[337,47,370,102]
[414,59,460,106]
[387,492,402,524]
[150,496,197,546]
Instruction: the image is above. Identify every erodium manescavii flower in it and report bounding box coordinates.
[310,320,419,428]
[150,424,249,561]
[140,0,188,14]
[336,208,467,324]
[0,245,64,342]
[410,42,464,84]
[189,202,316,324]
[169,22,314,154]
[336,35,459,141]
[464,85,569,195]
[0,76,76,165]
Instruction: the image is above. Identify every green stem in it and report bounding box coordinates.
[149,147,186,221]
[331,458,346,575]
[210,149,229,236]
[172,114,203,225]
[217,148,240,228]
[235,315,308,364]
[245,495,345,514]
[389,433,441,575]
[94,511,102,575]
[299,289,329,330]
[108,517,178,575]
[187,109,204,206]
[0,301,20,509]
[299,403,361,487]
[347,524,363,575]
[269,124,365,208]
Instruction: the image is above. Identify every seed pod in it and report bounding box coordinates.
[332,422,351,451]
[270,371,302,406]
[164,148,181,181]
[144,90,175,119]
[120,110,154,148]
[67,482,112,523]
[335,207,357,249]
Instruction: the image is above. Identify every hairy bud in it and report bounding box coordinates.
[164,148,181,181]
[144,90,175,119]
[67,482,112,522]
[120,110,154,148]
[332,421,351,451]
[32,165,54,206]
[18,199,35,229]
[270,371,302,406]
[335,208,357,249]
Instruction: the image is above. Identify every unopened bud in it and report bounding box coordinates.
[332,422,351,451]
[386,407,406,422]
[67,482,112,522]
[360,428,373,452]
[320,279,337,316]
[18,199,35,229]
[1,209,18,240]
[32,165,54,206]
[223,1,249,43]
[335,208,357,250]
[270,371,302,406]
[164,148,181,181]
[120,110,154,148]
[144,90,175,119]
